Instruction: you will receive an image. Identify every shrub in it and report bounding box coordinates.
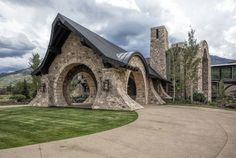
[9,94,26,102]
[193,92,206,103]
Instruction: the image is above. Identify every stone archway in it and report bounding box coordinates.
[63,64,97,105]
[54,63,98,106]
[125,55,148,105]
[127,69,146,105]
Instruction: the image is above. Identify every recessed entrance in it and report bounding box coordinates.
[127,69,146,104]
[128,73,137,100]
[63,64,97,107]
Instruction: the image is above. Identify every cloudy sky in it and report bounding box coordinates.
[0,0,235,73]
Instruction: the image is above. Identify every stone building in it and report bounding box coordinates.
[31,13,171,110]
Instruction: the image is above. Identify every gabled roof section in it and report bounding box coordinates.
[32,13,168,82]
[62,15,126,58]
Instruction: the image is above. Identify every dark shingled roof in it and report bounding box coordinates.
[32,13,169,83]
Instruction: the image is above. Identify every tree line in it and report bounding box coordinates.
[166,28,204,103]
[0,53,41,103]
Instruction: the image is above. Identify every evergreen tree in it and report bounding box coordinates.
[29,53,41,97]
[22,79,30,99]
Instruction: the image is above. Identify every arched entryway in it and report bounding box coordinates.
[127,69,146,104]
[202,49,209,96]
[60,64,97,106]
[127,73,136,100]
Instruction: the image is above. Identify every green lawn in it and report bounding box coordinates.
[0,107,138,149]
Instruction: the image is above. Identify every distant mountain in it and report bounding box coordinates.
[0,68,32,88]
[210,55,234,65]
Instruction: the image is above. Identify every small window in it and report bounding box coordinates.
[156,29,159,39]
[103,79,110,91]
[212,68,220,80]
[41,83,46,93]
[233,66,236,79]
[221,67,232,79]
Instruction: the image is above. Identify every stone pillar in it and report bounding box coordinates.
[150,26,169,78]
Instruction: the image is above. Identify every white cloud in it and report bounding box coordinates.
[224,26,236,44]
[216,0,236,12]
[0,0,236,72]
[96,0,140,11]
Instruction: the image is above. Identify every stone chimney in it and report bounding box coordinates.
[150,26,169,78]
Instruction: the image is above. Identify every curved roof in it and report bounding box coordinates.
[32,13,168,82]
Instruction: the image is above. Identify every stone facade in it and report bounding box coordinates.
[31,16,212,111]
[31,32,167,110]
[150,26,169,78]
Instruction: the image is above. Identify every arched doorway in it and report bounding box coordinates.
[127,73,136,100]
[202,49,209,95]
[63,64,97,106]
[127,69,146,104]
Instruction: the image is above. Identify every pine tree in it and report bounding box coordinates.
[22,79,30,99]
[29,53,41,97]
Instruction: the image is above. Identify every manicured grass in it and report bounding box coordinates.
[0,107,138,149]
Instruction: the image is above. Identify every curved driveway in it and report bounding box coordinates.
[1,105,236,158]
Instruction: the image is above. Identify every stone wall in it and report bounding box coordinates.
[51,34,104,106]
[93,68,143,111]
[31,33,104,106]
[150,26,169,78]
[31,33,167,110]
[30,75,50,106]
[148,79,165,104]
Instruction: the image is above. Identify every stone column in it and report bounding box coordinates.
[150,26,169,78]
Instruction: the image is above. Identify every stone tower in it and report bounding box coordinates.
[150,26,169,78]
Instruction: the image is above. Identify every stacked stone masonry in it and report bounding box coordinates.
[31,33,167,110]
[31,14,211,110]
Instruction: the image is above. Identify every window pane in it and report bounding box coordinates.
[233,66,236,79]
[221,67,231,79]
[212,68,220,80]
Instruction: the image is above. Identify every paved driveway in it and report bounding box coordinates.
[0,105,236,158]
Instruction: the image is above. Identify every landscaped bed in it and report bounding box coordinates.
[0,106,138,149]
